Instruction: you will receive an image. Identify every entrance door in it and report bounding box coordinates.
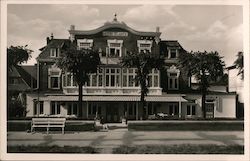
[205,103,214,118]
[106,103,120,122]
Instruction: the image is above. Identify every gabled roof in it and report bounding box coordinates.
[15,65,37,88]
[37,39,70,61]
[159,40,184,49]
[69,19,161,37]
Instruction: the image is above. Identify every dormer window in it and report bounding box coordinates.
[50,48,59,58]
[77,39,93,50]
[168,48,178,59]
[107,39,123,57]
[137,40,152,53]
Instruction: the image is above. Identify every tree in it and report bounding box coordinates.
[7,45,33,69]
[234,51,244,80]
[57,44,100,114]
[121,51,165,119]
[178,51,225,118]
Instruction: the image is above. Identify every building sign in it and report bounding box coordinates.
[103,31,128,37]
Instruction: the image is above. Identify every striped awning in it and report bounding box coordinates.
[40,95,188,102]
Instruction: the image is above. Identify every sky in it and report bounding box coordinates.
[7,4,243,66]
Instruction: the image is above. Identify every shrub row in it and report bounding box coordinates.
[128,121,244,131]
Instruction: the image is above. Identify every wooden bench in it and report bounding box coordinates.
[31,118,66,134]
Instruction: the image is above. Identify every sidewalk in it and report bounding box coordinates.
[7,130,244,153]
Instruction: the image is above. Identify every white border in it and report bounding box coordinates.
[1,0,249,161]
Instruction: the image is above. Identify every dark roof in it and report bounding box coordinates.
[159,40,185,51]
[226,65,237,70]
[37,39,70,61]
[15,65,37,88]
[69,20,161,37]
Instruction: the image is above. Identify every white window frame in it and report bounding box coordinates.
[67,102,78,116]
[148,69,160,87]
[48,66,61,89]
[167,65,180,90]
[50,101,61,115]
[186,104,196,116]
[63,73,77,87]
[50,48,60,58]
[167,48,179,59]
[105,68,121,87]
[122,68,138,87]
[137,40,152,53]
[107,39,123,57]
[77,39,93,50]
[34,101,44,116]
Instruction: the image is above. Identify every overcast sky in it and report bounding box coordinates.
[7,4,243,66]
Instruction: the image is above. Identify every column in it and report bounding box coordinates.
[86,101,89,119]
[178,101,182,118]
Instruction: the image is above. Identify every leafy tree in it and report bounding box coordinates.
[121,51,165,119]
[57,44,100,113]
[7,45,33,69]
[179,51,225,118]
[234,51,244,80]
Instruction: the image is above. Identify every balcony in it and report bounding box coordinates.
[63,86,162,95]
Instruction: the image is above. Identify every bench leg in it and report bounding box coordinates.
[62,127,64,134]
[47,127,49,135]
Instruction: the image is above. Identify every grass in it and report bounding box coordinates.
[8,145,99,153]
[113,144,244,154]
[128,122,244,131]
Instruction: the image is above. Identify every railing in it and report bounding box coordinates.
[63,86,162,95]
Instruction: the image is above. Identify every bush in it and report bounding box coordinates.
[128,121,244,131]
[8,145,99,153]
[113,144,244,154]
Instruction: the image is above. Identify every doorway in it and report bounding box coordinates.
[205,103,214,118]
[106,103,120,123]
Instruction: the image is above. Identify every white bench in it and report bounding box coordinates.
[31,118,66,134]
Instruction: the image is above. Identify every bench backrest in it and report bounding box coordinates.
[32,118,66,125]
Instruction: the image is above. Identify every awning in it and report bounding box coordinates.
[40,95,188,102]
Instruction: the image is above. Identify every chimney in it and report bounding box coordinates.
[156,26,160,33]
[50,33,54,40]
[70,25,75,30]
[46,37,50,44]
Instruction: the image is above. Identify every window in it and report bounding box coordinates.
[167,66,180,90]
[51,101,61,115]
[67,102,78,116]
[169,104,178,115]
[50,48,59,58]
[148,69,159,87]
[148,102,157,115]
[187,105,196,115]
[127,102,136,115]
[167,49,178,59]
[34,101,44,115]
[48,67,61,89]
[88,103,101,115]
[107,40,123,57]
[137,40,152,53]
[63,73,77,87]
[122,68,138,87]
[77,39,93,50]
[105,68,121,87]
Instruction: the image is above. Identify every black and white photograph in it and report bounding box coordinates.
[0,0,249,160]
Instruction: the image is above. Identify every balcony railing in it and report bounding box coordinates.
[63,86,162,95]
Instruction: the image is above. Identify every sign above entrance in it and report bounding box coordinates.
[103,31,128,37]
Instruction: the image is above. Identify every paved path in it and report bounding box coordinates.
[7,130,244,153]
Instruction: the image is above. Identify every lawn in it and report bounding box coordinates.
[113,144,244,154]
